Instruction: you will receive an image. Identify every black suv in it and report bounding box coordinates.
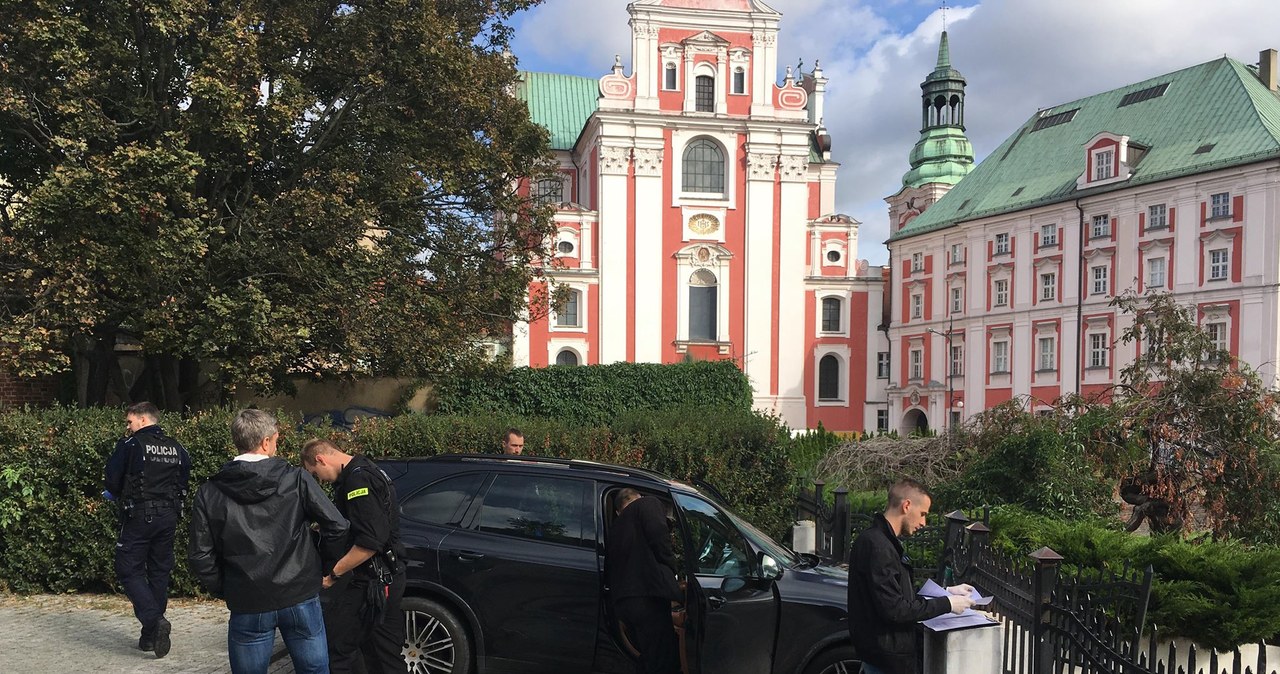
[378,454,857,674]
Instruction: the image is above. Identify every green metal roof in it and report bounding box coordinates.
[891,56,1280,241]
[517,71,600,151]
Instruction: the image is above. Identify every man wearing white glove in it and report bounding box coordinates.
[847,479,975,674]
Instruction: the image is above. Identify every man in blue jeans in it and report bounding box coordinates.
[189,409,349,673]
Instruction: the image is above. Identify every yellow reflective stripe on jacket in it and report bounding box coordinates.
[346,487,370,500]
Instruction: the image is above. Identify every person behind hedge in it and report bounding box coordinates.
[847,479,975,674]
[301,438,408,674]
[501,427,525,455]
[188,409,349,674]
[103,401,191,659]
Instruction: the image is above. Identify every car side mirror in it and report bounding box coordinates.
[758,551,783,581]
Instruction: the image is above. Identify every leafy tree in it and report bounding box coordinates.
[1101,291,1280,540]
[0,0,557,409]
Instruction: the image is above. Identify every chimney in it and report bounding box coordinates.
[1261,49,1278,92]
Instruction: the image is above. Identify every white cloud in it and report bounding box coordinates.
[512,0,1280,264]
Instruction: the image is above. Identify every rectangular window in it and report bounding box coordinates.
[1089,333,1108,369]
[1211,192,1231,218]
[951,286,963,314]
[950,344,964,377]
[1093,149,1114,180]
[876,352,890,379]
[664,65,678,90]
[993,279,1009,307]
[1203,322,1223,352]
[1148,204,1167,230]
[1040,273,1057,301]
[950,243,964,264]
[695,75,715,112]
[732,69,746,94]
[1210,248,1229,280]
[556,290,581,327]
[991,341,1009,374]
[909,349,923,380]
[1147,257,1166,288]
[1038,336,1056,371]
[876,409,889,432]
[1040,224,1057,247]
[1091,214,1111,239]
[821,297,841,333]
[911,294,923,319]
[994,233,1010,255]
[1092,265,1109,295]
[912,252,924,272]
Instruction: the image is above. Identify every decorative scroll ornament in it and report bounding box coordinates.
[776,84,808,111]
[747,152,777,179]
[779,155,809,182]
[633,148,663,176]
[599,54,635,100]
[600,146,632,175]
[692,246,715,267]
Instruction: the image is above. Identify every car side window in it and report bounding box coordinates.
[673,493,752,578]
[400,473,485,526]
[476,475,592,547]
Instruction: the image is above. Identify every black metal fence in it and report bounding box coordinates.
[796,482,1277,674]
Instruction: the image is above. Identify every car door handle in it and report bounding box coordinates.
[454,551,485,562]
[707,595,726,610]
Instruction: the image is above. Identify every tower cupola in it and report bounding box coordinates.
[902,31,974,188]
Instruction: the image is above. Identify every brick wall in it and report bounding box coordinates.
[0,369,59,407]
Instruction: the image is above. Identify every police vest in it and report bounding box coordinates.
[124,432,188,506]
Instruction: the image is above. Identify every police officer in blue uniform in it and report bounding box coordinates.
[302,438,407,674]
[104,401,191,658]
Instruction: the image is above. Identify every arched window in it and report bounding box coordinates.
[682,139,725,195]
[695,75,715,112]
[818,354,840,401]
[556,289,581,328]
[664,64,678,90]
[821,297,842,333]
[555,350,579,366]
[688,269,718,341]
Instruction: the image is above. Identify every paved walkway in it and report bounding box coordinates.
[0,593,293,673]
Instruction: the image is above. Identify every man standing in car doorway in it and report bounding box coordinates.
[302,439,408,674]
[104,401,191,658]
[847,479,974,674]
[606,488,683,674]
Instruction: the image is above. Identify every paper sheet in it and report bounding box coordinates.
[917,579,999,631]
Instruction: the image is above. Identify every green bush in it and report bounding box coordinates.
[0,404,793,595]
[983,506,1280,649]
[434,360,754,425]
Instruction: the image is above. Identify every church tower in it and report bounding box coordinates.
[886,31,974,231]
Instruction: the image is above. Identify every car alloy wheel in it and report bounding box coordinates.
[401,597,472,674]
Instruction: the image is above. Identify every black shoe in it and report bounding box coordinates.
[138,635,154,651]
[153,617,171,658]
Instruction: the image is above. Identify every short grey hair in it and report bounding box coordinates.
[231,409,278,453]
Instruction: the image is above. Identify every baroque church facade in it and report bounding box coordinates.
[510,0,888,433]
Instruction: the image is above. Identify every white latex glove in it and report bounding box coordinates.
[947,594,975,615]
[946,583,974,597]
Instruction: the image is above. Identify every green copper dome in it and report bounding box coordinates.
[902,31,974,189]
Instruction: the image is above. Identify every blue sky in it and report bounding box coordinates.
[506,0,1280,265]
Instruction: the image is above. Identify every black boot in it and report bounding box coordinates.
[138,631,155,651]
[153,616,172,658]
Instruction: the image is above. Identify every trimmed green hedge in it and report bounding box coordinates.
[986,506,1280,650]
[434,360,754,425]
[0,405,793,595]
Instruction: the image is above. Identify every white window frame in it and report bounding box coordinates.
[909,348,923,381]
[674,244,732,347]
[950,243,964,264]
[1040,272,1057,302]
[551,286,587,331]
[991,341,1009,374]
[1092,265,1109,296]
[950,286,963,314]
[1211,192,1231,218]
[815,350,846,403]
[1147,203,1167,230]
[993,279,1009,307]
[1038,336,1056,371]
[731,67,746,95]
[949,343,964,377]
[817,293,846,336]
[911,293,923,319]
[1089,333,1109,369]
[1093,148,1115,181]
[1147,257,1166,289]
[876,409,889,432]
[1040,224,1057,247]
[1209,248,1229,281]
[663,63,678,91]
[1206,321,1227,353]
[994,233,1010,255]
[876,351,890,379]
[1091,214,1110,239]
[911,252,924,272]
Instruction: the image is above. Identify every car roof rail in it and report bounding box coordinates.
[416,452,679,484]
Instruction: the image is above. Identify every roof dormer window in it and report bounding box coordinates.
[1077,132,1133,189]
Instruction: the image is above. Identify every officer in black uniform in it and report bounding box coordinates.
[301,438,407,674]
[103,401,191,659]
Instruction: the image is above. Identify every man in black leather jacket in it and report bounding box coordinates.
[189,409,348,674]
[847,479,974,674]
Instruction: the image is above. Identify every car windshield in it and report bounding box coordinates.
[678,486,800,567]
